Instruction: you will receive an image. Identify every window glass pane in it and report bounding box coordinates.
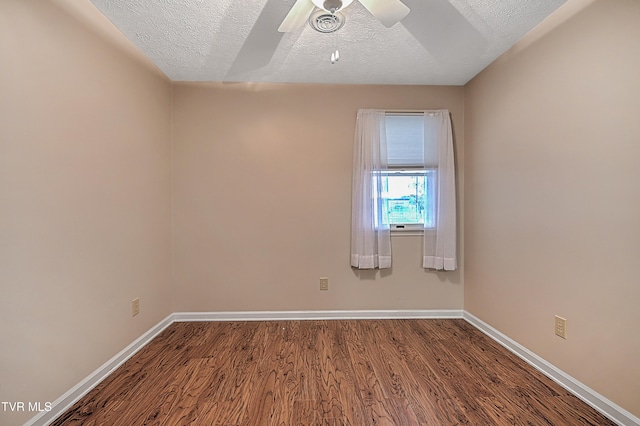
[375,170,436,229]
[385,174,423,224]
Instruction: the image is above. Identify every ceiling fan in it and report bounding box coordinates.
[278,0,410,32]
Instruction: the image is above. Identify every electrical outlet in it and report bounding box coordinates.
[555,315,567,339]
[132,298,140,317]
[320,277,329,291]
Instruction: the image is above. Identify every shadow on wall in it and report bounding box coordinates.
[351,267,393,280]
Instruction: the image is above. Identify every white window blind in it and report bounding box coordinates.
[385,114,438,168]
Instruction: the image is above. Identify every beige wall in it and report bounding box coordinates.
[172,83,464,312]
[0,1,172,424]
[464,0,640,418]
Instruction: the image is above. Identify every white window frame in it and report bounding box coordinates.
[383,168,436,233]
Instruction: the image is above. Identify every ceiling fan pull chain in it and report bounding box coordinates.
[331,24,340,65]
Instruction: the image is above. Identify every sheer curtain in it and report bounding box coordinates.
[350,109,391,269]
[422,111,457,270]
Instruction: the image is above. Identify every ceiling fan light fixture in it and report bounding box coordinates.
[311,0,354,13]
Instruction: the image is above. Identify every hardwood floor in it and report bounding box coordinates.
[52,319,616,425]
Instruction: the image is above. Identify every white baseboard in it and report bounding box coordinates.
[463,311,640,426]
[26,314,174,426]
[29,310,638,426]
[173,309,464,322]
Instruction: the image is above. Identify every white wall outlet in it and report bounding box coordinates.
[320,277,329,291]
[555,315,567,339]
[132,298,140,317]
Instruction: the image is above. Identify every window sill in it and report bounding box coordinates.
[391,230,423,237]
[390,227,436,237]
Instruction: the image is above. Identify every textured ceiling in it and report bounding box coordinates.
[88,0,566,85]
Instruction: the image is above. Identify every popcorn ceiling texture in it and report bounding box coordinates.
[88,0,566,85]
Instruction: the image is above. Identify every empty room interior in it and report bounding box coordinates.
[1,0,639,424]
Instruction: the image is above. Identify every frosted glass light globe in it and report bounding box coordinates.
[311,0,354,13]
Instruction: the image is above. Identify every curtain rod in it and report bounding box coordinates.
[383,109,446,114]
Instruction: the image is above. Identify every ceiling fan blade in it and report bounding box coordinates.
[358,0,410,28]
[278,0,316,32]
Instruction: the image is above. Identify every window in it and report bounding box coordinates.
[351,109,456,270]
[379,114,437,231]
[379,170,436,230]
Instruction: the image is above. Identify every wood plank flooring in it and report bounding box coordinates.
[52,319,616,425]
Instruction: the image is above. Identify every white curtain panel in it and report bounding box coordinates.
[422,111,457,270]
[350,109,392,269]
